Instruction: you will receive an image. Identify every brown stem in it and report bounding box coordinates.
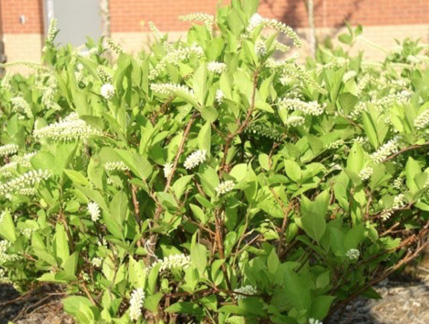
[383,141,429,162]
[163,114,197,193]
[219,69,260,174]
[214,208,231,289]
[147,114,197,254]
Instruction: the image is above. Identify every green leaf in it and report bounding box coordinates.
[201,106,219,122]
[62,252,78,278]
[144,292,163,312]
[339,92,358,114]
[347,142,365,174]
[297,191,329,242]
[166,302,204,316]
[54,224,70,264]
[310,295,335,320]
[267,249,280,274]
[259,153,270,171]
[283,266,311,311]
[190,204,207,224]
[172,175,193,200]
[115,149,153,180]
[362,112,379,148]
[406,157,421,193]
[0,210,16,242]
[193,64,208,105]
[106,192,128,239]
[64,169,91,187]
[198,165,219,198]
[191,243,207,274]
[284,159,302,182]
[197,122,211,153]
[230,163,248,182]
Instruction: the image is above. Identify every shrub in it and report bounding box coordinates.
[1,1,429,323]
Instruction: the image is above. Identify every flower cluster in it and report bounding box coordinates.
[356,74,372,96]
[255,40,267,57]
[129,288,145,321]
[246,123,284,141]
[343,71,357,83]
[370,138,399,163]
[393,193,406,209]
[345,248,360,261]
[163,163,173,179]
[247,13,264,33]
[100,83,115,100]
[207,61,227,74]
[327,139,344,150]
[17,188,37,196]
[104,161,129,172]
[153,254,191,272]
[359,167,373,181]
[33,113,101,142]
[285,115,305,127]
[234,285,258,300]
[148,21,163,40]
[371,91,411,112]
[272,40,290,53]
[91,257,103,268]
[88,202,101,222]
[149,45,204,80]
[215,89,225,105]
[279,98,324,116]
[184,150,207,170]
[309,319,323,324]
[246,14,301,47]
[11,152,36,167]
[414,109,429,129]
[0,169,50,196]
[179,13,214,33]
[0,268,10,283]
[41,86,61,111]
[215,180,235,195]
[279,63,328,95]
[11,97,33,117]
[97,66,113,83]
[393,177,403,189]
[45,18,58,47]
[106,38,123,54]
[0,144,19,157]
[348,102,368,120]
[150,83,195,97]
[21,227,36,238]
[0,162,17,178]
[0,240,20,263]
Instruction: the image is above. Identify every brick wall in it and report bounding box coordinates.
[109,0,429,33]
[0,0,44,34]
[0,0,44,71]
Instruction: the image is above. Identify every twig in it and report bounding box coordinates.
[383,141,429,162]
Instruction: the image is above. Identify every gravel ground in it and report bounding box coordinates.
[1,270,429,324]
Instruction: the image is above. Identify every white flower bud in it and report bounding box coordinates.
[215,180,235,195]
[88,202,101,222]
[207,61,227,74]
[345,248,360,261]
[100,83,115,100]
[129,288,145,321]
[184,150,207,170]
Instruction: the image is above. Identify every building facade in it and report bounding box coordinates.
[0,0,428,66]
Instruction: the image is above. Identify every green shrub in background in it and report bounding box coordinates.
[1,0,429,323]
